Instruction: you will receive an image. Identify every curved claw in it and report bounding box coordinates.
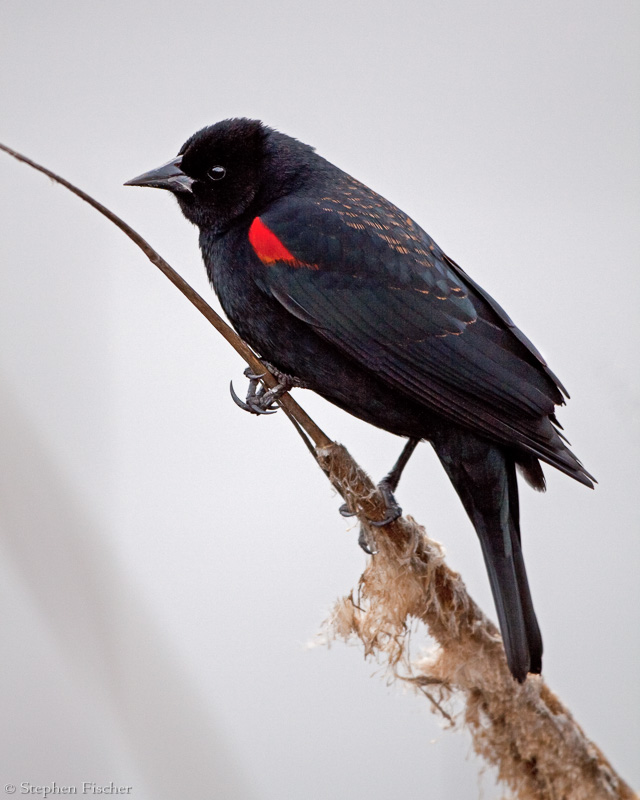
[339,503,356,518]
[243,368,266,380]
[229,381,253,411]
[358,528,378,555]
[229,381,278,415]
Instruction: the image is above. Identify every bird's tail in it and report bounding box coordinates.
[431,429,542,682]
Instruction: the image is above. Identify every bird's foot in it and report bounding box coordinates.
[339,481,403,526]
[230,368,282,415]
[230,366,306,416]
[370,480,403,526]
[339,479,403,554]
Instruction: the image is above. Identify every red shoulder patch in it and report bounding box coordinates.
[248,217,317,269]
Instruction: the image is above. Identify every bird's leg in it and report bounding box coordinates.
[230,365,307,416]
[381,436,421,491]
[369,436,420,526]
[340,438,421,546]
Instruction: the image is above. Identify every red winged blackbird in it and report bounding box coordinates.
[126,118,594,682]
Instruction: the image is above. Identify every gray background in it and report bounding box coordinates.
[1,1,638,798]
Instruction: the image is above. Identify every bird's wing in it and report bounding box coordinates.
[248,193,571,465]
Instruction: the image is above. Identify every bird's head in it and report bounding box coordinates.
[125,118,314,233]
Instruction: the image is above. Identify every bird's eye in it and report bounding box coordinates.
[208,166,226,181]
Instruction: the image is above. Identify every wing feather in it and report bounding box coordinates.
[250,195,577,469]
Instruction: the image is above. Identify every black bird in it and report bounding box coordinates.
[126,118,594,682]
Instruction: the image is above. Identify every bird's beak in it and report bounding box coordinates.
[124,155,194,194]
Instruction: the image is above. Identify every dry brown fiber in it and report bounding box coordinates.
[317,443,637,800]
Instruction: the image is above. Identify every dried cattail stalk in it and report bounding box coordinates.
[317,442,636,800]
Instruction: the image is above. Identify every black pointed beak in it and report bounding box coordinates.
[124,155,194,194]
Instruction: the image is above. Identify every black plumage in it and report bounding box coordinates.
[126,118,594,682]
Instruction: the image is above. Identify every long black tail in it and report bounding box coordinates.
[431,427,542,682]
